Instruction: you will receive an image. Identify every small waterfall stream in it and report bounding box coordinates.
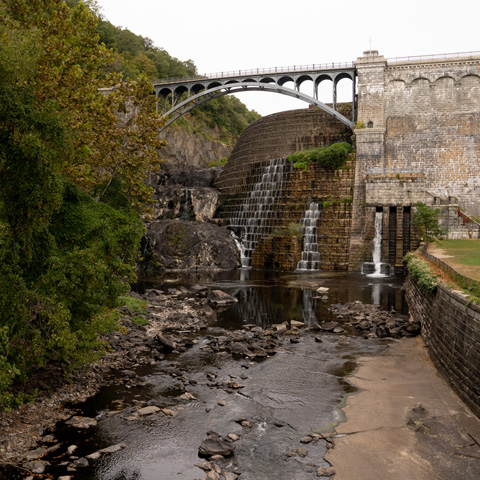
[229,158,288,268]
[372,210,383,275]
[364,209,391,277]
[297,202,321,271]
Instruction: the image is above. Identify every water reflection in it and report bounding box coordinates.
[137,270,408,329]
[21,269,409,480]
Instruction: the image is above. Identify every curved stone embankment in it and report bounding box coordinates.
[326,336,480,480]
[215,107,351,195]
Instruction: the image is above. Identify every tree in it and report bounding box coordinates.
[0,0,163,407]
[412,202,447,243]
[3,0,164,209]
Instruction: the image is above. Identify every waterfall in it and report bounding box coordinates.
[366,209,390,277]
[179,189,195,221]
[372,210,383,274]
[229,158,288,268]
[297,202,321,271]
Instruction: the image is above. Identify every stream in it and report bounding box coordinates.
[14,270,407,479]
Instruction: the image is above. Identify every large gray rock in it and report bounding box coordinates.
[144,220,239,271]
[159,128,231,170]
[198,433,234,458]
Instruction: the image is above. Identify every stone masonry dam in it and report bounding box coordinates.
[213,50,480,272]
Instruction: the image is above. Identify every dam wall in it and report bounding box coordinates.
[216,108,354,271]
[350,50,480,269]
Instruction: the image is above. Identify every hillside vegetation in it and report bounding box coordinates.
[0,0,259,409]
[0,0,164,408]
[95,11,260,144]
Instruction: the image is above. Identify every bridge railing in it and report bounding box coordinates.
[387,51,480,64]
[153,61,355,85]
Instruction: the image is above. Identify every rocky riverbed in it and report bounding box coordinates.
[0,274,416,479]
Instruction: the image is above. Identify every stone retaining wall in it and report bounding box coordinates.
[405,275,480,417]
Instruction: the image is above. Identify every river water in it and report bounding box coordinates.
[23,270,407,480]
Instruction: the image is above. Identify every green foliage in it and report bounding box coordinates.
[287,142,352,171]
[132,316,149,326]
[208,156,228,168]
[91,9,261,145]
[0,181,143,405]
[168,227,185,247]
[189,96,261,145]
[0,0,151,408]
[0,326,20,409]
[412,202,447,243]
[404,253,439,292]
[95,16,197,80]
[118,295,147,315]
[272,222,303,239]
[354,120,366,129]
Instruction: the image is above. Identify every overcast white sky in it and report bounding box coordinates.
[95,0,479,116]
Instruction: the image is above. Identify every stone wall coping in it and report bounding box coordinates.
[437,283,480,314]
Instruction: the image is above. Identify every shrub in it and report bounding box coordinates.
[404,252,438,292]
[208,156,228,168]
[287,142,352,171]
[412,202,446,243]
[272,222,303,239]
[0,182,143,407]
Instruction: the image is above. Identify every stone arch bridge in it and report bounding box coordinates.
[153,63,357,131]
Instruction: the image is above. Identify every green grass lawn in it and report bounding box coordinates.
[436,239,480,266]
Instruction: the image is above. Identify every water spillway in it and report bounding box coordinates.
[216,108,356,271]
[363,208,392,277]
[224,158,355,271]
[297,202,322,271]
[372,209,383,275]
[228,158,290,268]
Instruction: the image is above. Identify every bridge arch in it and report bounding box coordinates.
[158,81,354,132]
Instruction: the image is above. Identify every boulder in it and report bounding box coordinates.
[198,433,234,458]
[151,186,220,222]
[143,220,240,272]
[207,290,238,305]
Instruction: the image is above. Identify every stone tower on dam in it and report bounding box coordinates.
[215,50,480,272]
[350,50,480,270]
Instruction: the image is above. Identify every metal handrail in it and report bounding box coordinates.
[153,61,355,85]
[153,51,480,86]
[387,51,480,64]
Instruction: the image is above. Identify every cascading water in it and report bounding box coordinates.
[179,189,195,221]
[372,210,383,275]
[365,209,391,277]
[229,158,288,268]
[297,202,321,271]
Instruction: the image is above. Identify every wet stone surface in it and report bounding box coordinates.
[1,271,409,479]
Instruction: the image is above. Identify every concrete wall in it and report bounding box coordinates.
[438,205,480,239]
[405,275,480,417]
